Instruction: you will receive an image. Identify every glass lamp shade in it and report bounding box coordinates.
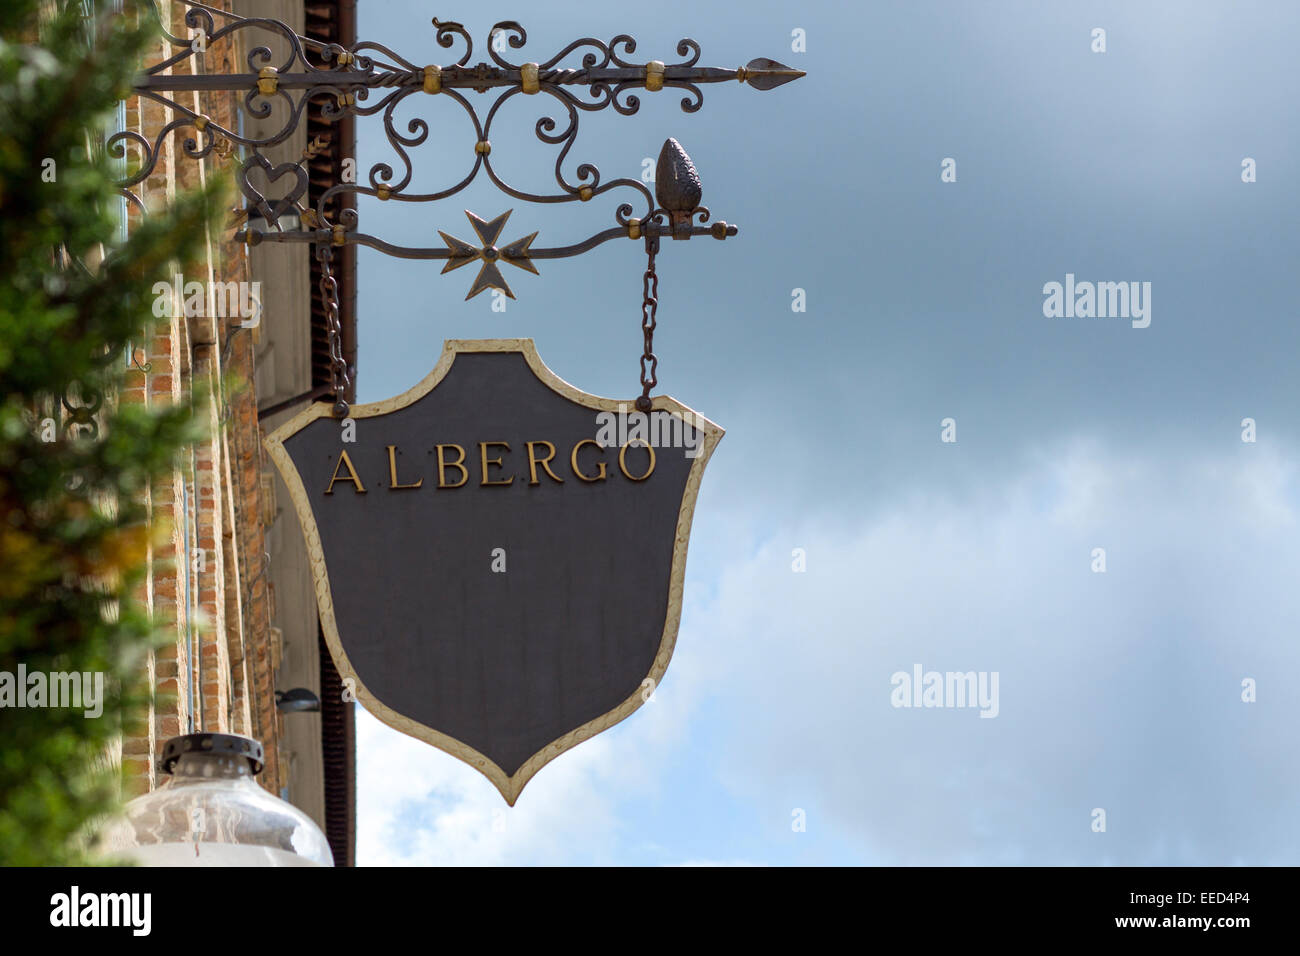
[100,733,333,867]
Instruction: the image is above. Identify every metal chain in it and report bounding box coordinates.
[316,244,351,417]
[320,233,659,416]
[636,233,660,412]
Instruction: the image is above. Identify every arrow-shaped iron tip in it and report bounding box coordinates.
[741,57,805,91]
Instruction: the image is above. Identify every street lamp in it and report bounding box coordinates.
[101,733,333,867]
[276,687,322,712]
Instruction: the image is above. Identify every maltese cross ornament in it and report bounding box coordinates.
[439,210,539,300]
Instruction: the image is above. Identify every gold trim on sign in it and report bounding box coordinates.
[263,339,723,805]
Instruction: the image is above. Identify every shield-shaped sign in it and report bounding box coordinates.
[264,339,722,803]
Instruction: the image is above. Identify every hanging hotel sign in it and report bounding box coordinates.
[265,339,722,803]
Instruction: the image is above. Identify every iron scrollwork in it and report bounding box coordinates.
[118,2,802,412]
[123,4,801,291]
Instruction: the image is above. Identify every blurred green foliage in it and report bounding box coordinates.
[0,0,227,865]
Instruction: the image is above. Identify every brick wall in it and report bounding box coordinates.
[118,1,286,799]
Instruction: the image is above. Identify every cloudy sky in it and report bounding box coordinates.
[348,0,1300,864]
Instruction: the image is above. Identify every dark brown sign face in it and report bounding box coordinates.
[265,340,722,803]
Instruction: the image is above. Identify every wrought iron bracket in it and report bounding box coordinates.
[118,2,803,411]
[121,4,801,288]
